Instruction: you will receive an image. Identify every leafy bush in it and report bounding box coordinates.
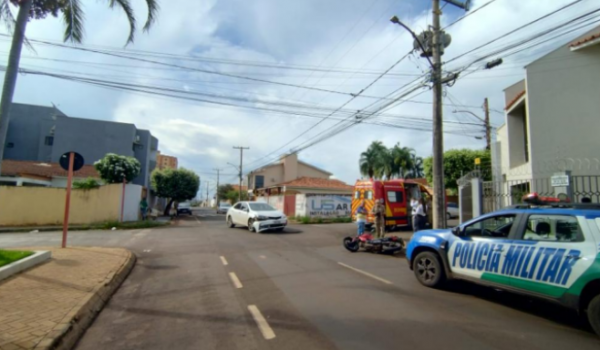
[73,177,101,190]
[94,153,141,184]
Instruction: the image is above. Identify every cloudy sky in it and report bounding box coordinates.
[1,0,598,197]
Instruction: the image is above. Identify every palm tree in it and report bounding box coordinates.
[360,141,387,179]
[390,143,414,179]
[409,154,425,178]
[0,0,159,174]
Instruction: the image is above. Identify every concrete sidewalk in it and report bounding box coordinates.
[0,247,135,350]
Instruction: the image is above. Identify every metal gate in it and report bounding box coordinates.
[572,176,600,203]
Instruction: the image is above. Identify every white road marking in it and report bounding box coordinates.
[247,305,276,340]
[259,255,267,259]
[220,256,229,266]
[337,262,393,285]
[229,272,243,289]
[143,249,152,253]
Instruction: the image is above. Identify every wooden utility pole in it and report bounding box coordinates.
[431,0,446,229]
[233,146,249,202]
[483,97,491,151]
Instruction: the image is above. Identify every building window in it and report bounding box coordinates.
[387,191,404,203]
[6,142,14,149]
[44,136,54,146]
[255,175,264,189]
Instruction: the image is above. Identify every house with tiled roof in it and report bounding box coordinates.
[247,154,353,217]
[0,159,100,187]
[493,25,600,198]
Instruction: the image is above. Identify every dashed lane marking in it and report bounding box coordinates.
[337,262,393,285]
[229,272,243,289]
[259,255,267,259]
[248,305,276,340]
[220,256,229,266]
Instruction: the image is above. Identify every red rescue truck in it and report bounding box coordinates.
[352,179,433,229]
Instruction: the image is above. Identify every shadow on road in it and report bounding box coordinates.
[438,280,594,335]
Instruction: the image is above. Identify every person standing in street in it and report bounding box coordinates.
[355,200,367,236]
[415,197,427,232]
[372,198,386,239]
[410,196,419,231]
[140,197,148,221]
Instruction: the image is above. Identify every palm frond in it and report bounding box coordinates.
[0,0,15,34]
[142,0,159,32]
[62,0,84,43]
[109,0,136,45]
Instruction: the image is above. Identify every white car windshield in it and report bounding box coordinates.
[249,203,276,211]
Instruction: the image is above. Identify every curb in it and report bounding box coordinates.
[0,250,52,282]
[33,250,137,350]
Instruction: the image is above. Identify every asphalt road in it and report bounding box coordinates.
[1,208,599,349]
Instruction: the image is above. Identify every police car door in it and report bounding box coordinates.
[448,213,519,282]
[507,213,597,299]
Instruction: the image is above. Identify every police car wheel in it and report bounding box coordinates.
[413,251,445,288]
[588,294,600,337]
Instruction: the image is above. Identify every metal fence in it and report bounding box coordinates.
[572,176,600,203]
[482,178,554,214]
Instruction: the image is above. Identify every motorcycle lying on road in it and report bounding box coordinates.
[343,232,405,254]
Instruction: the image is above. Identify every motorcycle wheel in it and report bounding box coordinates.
[382,240,404,254]
[343,237,360,252]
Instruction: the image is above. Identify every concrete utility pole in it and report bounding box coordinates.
[233,146,249,202]
[392,0,470,229]
[213,168,222,206]
[483,97,491,151]
[431,0,446,229]
[206,181,209,207]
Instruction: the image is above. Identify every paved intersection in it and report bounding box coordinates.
[1,209,598,349]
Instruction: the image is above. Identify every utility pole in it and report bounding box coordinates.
[213,168,222,206]
[206,181,209,207]
[391,0,470,229]
[431,0,446,229]
[483,97,491,151]
[233,146,249,202]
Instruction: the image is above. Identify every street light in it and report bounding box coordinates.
[453,110,492,150]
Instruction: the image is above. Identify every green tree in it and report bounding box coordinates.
[359,141,387,179]
[406,154,424,179]
[225,190,247,203]
[424,149,491,192]
[360,141,418,180]
[389,143,414,179]
[151,168,200,215]
[217,184,235,203]
[0,0,159,174]
[94,153,141,183]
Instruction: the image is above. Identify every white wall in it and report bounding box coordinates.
[526,40,600,177]
[122,184,143,222]
[295,194,352,218]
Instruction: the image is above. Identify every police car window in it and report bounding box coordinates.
[463,215,515,238]
[387,191,403,203]
[365,191,373,200]
[522,215,583,242]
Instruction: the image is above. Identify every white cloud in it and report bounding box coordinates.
[1,0,598,197]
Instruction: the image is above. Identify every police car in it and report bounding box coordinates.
[405,193,600,336]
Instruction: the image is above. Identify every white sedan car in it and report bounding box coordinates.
[226,201,287,233]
